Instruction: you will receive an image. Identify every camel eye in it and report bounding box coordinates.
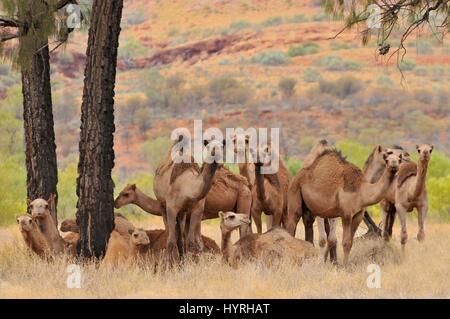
[133,233,138,238]
[123,193,129,197]
[45,204,49,209]
[387,151,393,155]
[228,215,235,220]
[28,220,32,225]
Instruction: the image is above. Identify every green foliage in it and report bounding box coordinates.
[118,36,146,59]
[319,76,362,99]
[57,162,78,219]
[261,16,283,27]
[126,11,146,26]
[335,140,372,169]
[0,159,26,225]
[278,77,297,98]
[251,50,289,66]
[427,176,450,219]
[229,20,252,31]
[208,76,252,104]
[399,59,416,71]
[140,136,172,173]
[315,55,361,71]
[286,157,303,176]
[287,43,319,57]
[303,68,323,83]
[286,14,308,24]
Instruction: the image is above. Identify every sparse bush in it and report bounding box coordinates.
[312,12,328,21]
[278,77,297,99]
[286,157,303,176]
[251,50,289,66]
[319,76,362,99]
[399,59,416,71]
[330,41,356,50]
[166,74,185,92]
[261,16,283,27]
[287,14,308,24]
[141,136,172,173]
[315,55,361,71]
[219,59,231,65]
[208,76,252,104]
[229,20,252,31]
[126,11,146,25]
[414,90,433,104]
[58,51,74,64]
[376,74,394,87]
[287,42,319,57]
[414,67,428,76]
[303,68,323,83]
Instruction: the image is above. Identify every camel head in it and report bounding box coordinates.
[16,215,34,232]
[129,228,150,246]
[387,146,410,162]
[219,211,250,233]
[383,152,402,173]
[60,219,80,233]
[416,144,434,162]
[251,143,274,167]
[114,184,137,209]
[28,198,51,220]
[203,139,225,165]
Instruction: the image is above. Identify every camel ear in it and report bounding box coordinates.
[203,139,209,147]
[222,139,226,147]
[26,198,31,207]
[128,228,134,235]
[430,145,434,152]
[218,211,225,219]
[130,184,136,191]
[383,153,388,161]
[15,216,20,224]
[416,144,420,150]
[376,144,383,153]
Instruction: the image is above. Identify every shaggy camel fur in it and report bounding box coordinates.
[251,144,291,233]
[29,198,65,254]
[61,232,80,257]
[286,149,402,264]
[60,213,135,239]
[103,231,134,266]
[16,214,50,257]
[154,138,223,263]
[219,211,317,268]
[380,144,434,247]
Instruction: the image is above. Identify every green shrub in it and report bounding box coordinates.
[287,42,319,57]
[278,77,297,98]
[261,16,283,27]
[319,76,362,99]
[399,59,416,71]
[208,76,252,104]
[315,55,361,71]
[286,157,303,176]
[126,12,146,25]
[0,159,26,225]
[141,137,172,173]
[229,20,252,31]
[376,74,394,87]
[251,50,289,66]
[303,68,323,83]
[287,14,308,24]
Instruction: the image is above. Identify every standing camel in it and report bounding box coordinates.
[286,149,402,264]
[381,144,433,248]
[153,138,223,263]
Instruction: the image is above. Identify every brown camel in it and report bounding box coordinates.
[381,144,434,247]
[250,144,291,233]
[232,134,256,187]
[61,232,80,257]
[153,138,223,263]
[114,185,164,216]
[29,198,65,254]
[286,149,402,264]
[16,214,50,258]
[219,211,317,268]
[60,213,135,239]
[103,231,134,266]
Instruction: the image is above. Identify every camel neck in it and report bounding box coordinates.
[221,230,233,263]
[363,162,385,184]
[410,158,429,200]
[361,167,396,207]
[195,162,218,200]
[134,188,163,216]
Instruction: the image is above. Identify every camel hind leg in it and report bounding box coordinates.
[325,218,338,264]
[302,204,315,244]
[251,200,263,234]
[165,204,180,265]
[237,185,252,237]
[417,201,427,242]
[186,200,205,255]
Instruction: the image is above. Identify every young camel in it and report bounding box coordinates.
[153,138,223,263]
[16,214,50,258]
[219,211,317,268]
[250,144,291,233]
[381,144,434,247]
[29,198,65,254]
[286,149,402,264]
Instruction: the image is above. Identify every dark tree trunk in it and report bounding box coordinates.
[76,0,124,259]
[21,42,58,223]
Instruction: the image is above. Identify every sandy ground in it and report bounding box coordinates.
[0,216,449,298]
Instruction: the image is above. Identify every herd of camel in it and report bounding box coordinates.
[16,134,434,268]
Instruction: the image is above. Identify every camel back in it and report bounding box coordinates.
[397,161,417,188]
[264,158,290,192]
[170,162,201,184]
[213,166,250,191]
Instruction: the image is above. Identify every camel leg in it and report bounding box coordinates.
[326,218,338,264]
[302,207,315,244]
[266,215,273,232]
[237,186,252,238]
[417,201,427,242]
[317,217,328,262]
[176,212,186,258]
[380,205,390,241]
[362,210,381,236]
[165,205,180,265]
[251,204,263,234]
[387,210,396,237]
[351,211,364,237]
[186,200,205,254]
[396,205,408,250]
[341,215,353,265]
[272,209,283,229]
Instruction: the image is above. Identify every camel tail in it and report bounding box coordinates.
[286,175,303,237]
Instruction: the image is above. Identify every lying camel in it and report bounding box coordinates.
[103,231,134,266]
[16,214,50,258]
[381,144,434,247]
[60,213,135,239]
[219,211,317,268]
[286,149,402,264]
[29,198,65,254]
[61,232,80,257]
[251,144,291,233]
[153,138,223,263]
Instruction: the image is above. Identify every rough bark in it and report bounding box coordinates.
[21,40,58,223]
[76,0,124,259]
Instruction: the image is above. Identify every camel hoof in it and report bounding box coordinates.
[417,232,425,242]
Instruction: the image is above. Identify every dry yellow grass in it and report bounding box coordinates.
[1,217,449,298]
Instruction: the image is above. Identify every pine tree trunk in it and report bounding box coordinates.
[21,43,58,223]
[76,0,124,259]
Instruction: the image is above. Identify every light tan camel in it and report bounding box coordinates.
[154,138,223,263]
[286,149,402,264]
[114,185,164,216]
[16,214,50,258]
[60,213,135,239]
[250,144,291,233]
[381,144,434,247]
[219,211,317,268]
[103,231,134,266]
[29,198,65,254]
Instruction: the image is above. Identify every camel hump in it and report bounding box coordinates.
[215,166,250,189]
[170,162,201,184]
[397,161,418,187]
[343,165,364,192]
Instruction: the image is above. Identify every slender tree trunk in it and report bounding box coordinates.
[21,42,58,223]
[76,0,124,259]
